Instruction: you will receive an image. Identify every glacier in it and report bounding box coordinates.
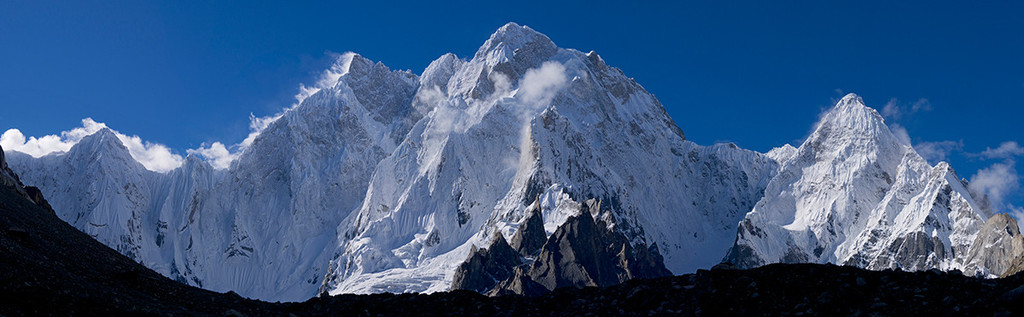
[4,22,1020,301]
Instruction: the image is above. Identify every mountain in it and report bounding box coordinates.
[4,23,1018,302]
[7,51,423,301]
[724,94,1017,276]
[318,22,778,295]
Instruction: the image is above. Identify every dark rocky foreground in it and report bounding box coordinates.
[3,151,1024,316]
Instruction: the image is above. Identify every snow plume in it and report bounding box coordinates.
[295,52,355,105]
[488,71,512,100]
[236,52,358,155]
[187,142,237,170]
[1,118,184,172]
[512,61,567,170]
[516,61,567,115]
[414,84,446,114]
[913,140,963,164]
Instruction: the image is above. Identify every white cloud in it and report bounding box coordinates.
[913,140,962,164]
[2,118,184,173]
[187,142,237,170]
[980,141,1024,159]
[1,118,108,157]
[969,160,1020,212]
[115,133,184,173]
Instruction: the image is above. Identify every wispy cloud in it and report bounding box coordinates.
[880,97,931,121]
[913,140,963,164]
[1010,204,1024,225]
[882,98,902,120]
[1,118,184,173]
[969,160,1020,214]
[889,124,912,146]
[979,141,1024,159]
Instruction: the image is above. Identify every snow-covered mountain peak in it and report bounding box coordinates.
[476,22,556,60]
[813,93,893,143]
[69,128,143,169]
[836,93,866,108]
[765,144,798,164]
[727,94,1004,276]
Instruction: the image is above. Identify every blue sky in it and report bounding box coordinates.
[0,1,1021,213]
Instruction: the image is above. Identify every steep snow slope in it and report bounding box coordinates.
[180,53,422,300]
[7,129,162,264]
[6,54,424,301]
[321,23,779,294]
[726,94,1003,275]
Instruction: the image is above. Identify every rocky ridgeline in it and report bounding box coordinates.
[452,199,671,296]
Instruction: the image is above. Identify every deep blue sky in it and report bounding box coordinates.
[1,1,1022,212]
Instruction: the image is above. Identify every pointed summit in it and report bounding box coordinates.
[76,128,124,152]
[807,93,902,153]
[453,23,560,99]
[68,128,143,170]
[472,22,558,75]
[836,93,866,109]
[476,22,556,58]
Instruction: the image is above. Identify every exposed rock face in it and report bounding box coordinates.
[0,144,23,191]
[964,214,1024,276]
[23,186,54,215]
[486,266,548,297]
[451,233,522,293]
[1,145,45,209]
[453,201,672,296]
[1004,256,1024,278]
[509,199,546,257]
[518,208,671,292]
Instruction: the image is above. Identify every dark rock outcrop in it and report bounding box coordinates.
[451,232,523,293]
[453,200,671,296]
[509,198,546,257]
[1,145,53,213]
[23,186,55,215]
[485,266,548,297]
[515,208,672,293]
[0,144,24,191]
